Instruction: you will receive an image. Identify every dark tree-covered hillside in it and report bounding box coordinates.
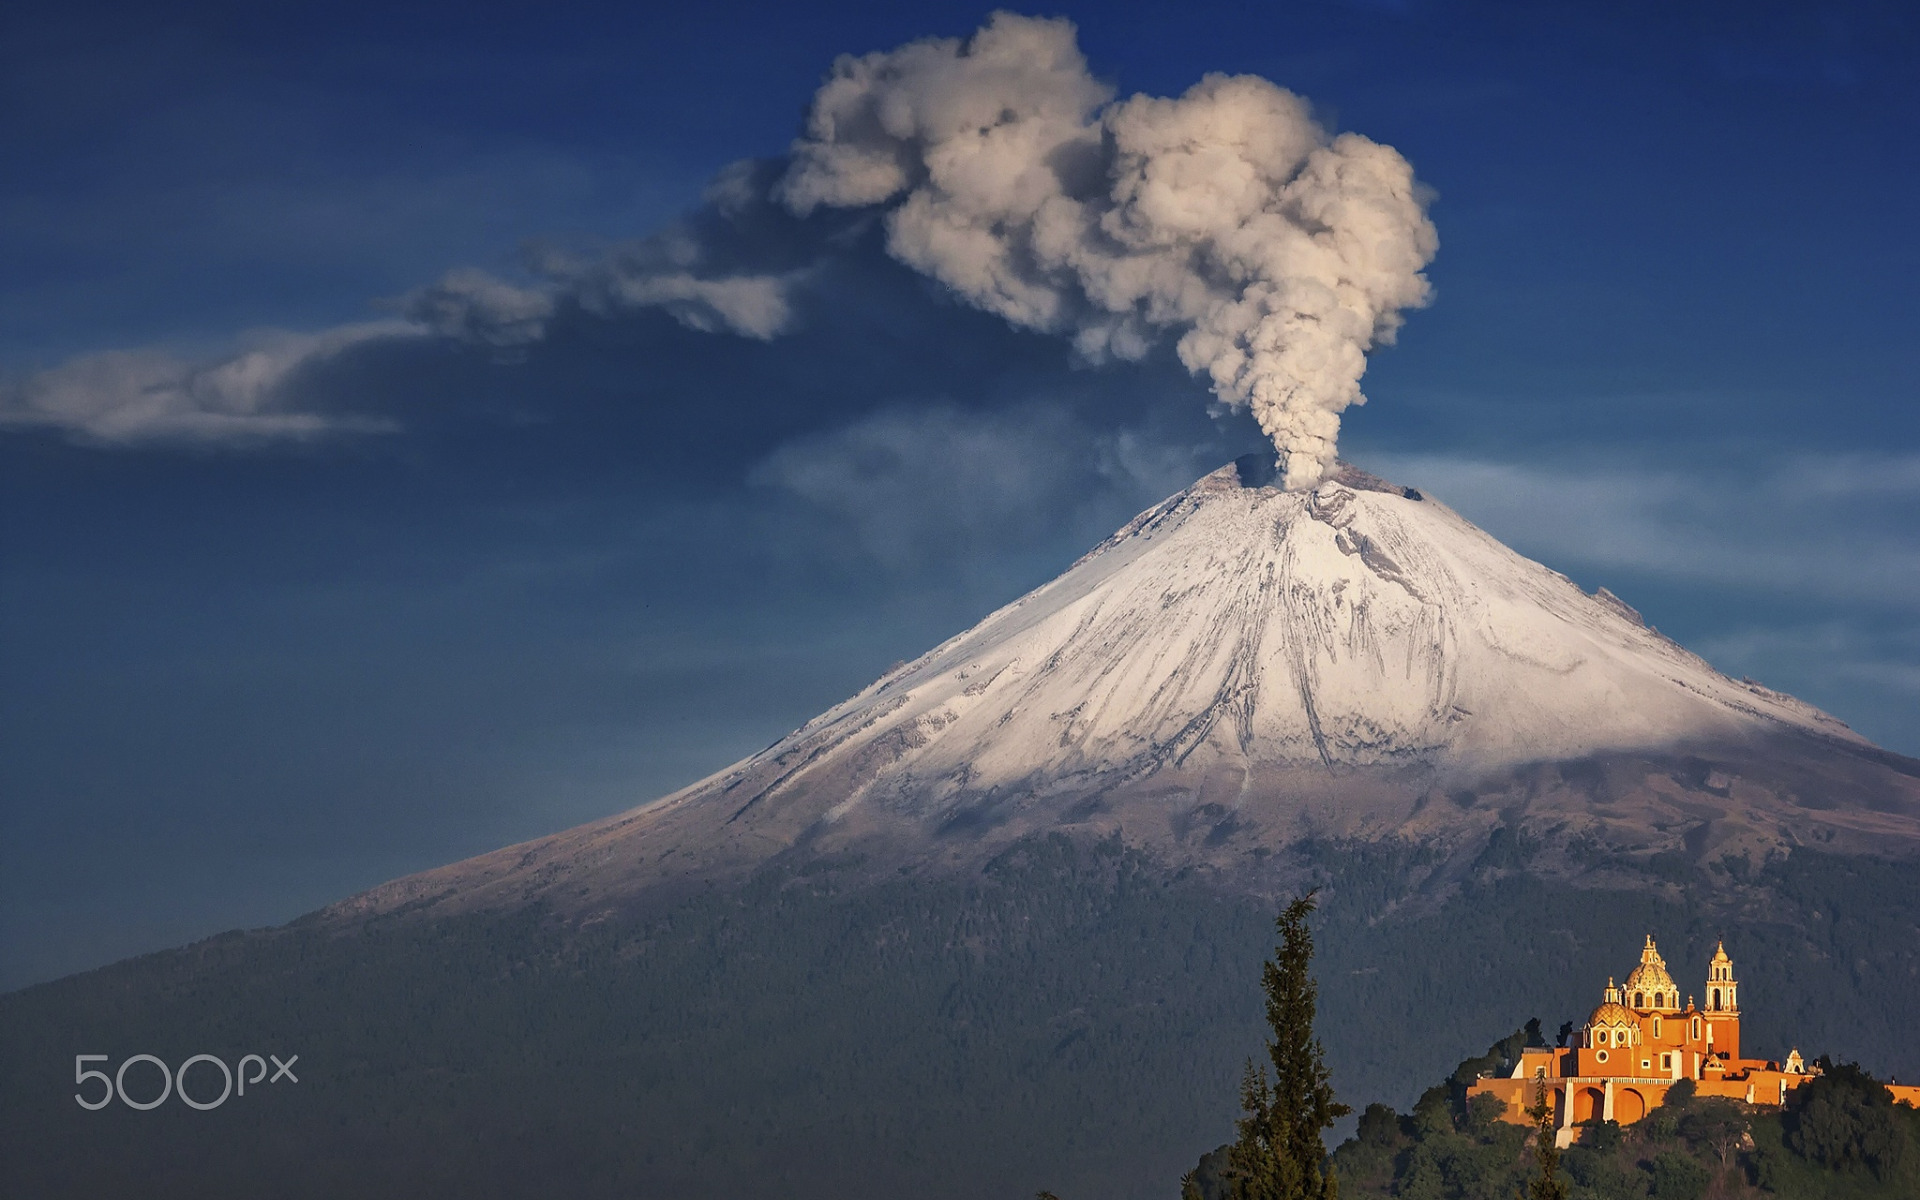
[4,836,1917,1199]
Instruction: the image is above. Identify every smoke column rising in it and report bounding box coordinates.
[3,12,1437,468]
[779,13,1437,489]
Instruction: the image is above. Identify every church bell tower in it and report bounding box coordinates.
[1705,941,1739,1013]
[1701,939,1742,1063]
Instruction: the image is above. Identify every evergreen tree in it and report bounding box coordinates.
[1225,891,1349,1200]
[1518,1076,1568,1200]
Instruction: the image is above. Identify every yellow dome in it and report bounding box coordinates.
[1623,935,1678,1007]
[1710,940,1732,966]
[1587,1001,1637,1027]
[1623,962,1674,990]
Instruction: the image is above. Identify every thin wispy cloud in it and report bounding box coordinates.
[0,322,416,443]
[1372,450,1920,608]
[1696,624,1920,696]
[749,403,1221,571]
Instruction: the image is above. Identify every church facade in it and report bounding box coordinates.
[1467,936,1920,1142]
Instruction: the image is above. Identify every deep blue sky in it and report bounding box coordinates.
[3,0,1917,988]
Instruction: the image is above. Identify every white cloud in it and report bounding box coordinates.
[1366,449,1920,606]
[584,270,794,340]
[1694,624,1920,696]
[406,269,554,348]
[0,321,420,444]
[406,229,802,347]
[749,404,1215,569]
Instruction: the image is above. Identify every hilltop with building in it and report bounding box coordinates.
[1467,936,1920,1144]
[1321,935,1920,1198]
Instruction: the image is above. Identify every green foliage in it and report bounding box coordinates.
[1411,1087,1459,1140]
[1782,1062,1912,1180]
[1675,1099,1747,1167]
[1581,1121,1624,1154]
[1562,1147,1645,1200]
[1325,1027,1537,1200]
[1355,1104,1400,1147]
[1393,1125,1529,1200]
[1521,1077,1569,1200]
[1464,1092,1509,1134]
[1749,1102,1920,1200]
[1645,1150,1708,1199]
[1223,893,1350,1200]
[1182,1145,1236,1200]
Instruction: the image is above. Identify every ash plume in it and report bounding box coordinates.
[5,13,1436,468]
[776,12,1438,489]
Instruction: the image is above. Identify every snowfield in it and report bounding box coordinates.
[334,457,1919,920]
[718,457,1857,814]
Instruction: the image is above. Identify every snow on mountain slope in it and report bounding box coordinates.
[717,457,1856,808]
[336,458,1919,919]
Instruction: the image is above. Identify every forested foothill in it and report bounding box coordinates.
[3,834,1916,1199]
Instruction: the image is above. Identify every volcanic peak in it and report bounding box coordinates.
[335,458,1920,920]
[801,456,1858,789]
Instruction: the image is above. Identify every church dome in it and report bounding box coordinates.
[1623,935,1678,1008]
[1587,1001,1637,1027]
[1623,963,1674,991]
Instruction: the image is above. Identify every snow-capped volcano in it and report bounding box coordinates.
[341,458,1920,917]
[769,456,1853,793]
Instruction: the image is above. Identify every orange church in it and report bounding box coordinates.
[1468,935,1920,1144]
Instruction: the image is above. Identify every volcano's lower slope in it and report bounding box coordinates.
[5,460,1918,1200]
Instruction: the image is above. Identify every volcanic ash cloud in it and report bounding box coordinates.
[777,12,1439,490]
[3,13,1437,461]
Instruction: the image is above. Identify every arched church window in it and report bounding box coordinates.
[1634,992,1645,1007]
